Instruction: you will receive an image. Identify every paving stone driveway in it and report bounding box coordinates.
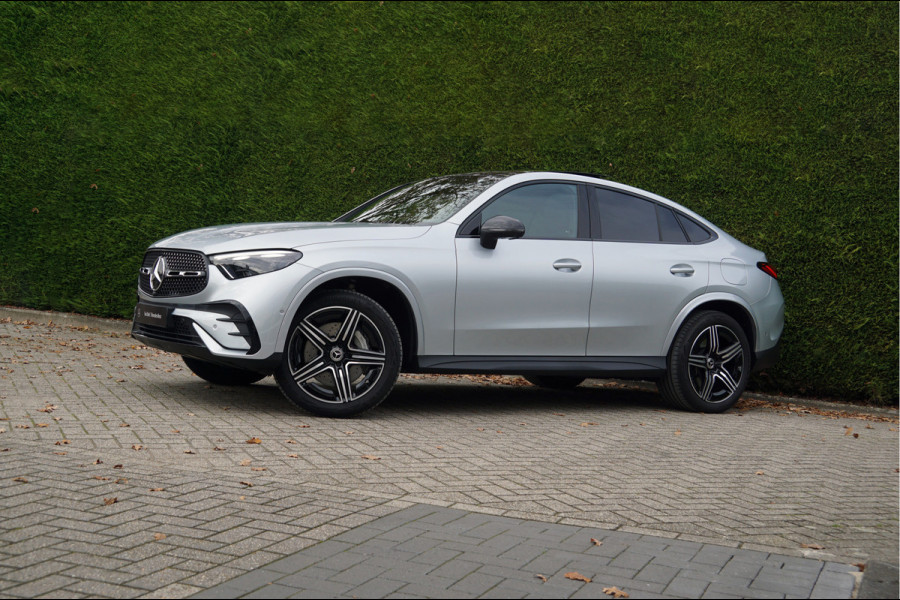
[0,311,897,598]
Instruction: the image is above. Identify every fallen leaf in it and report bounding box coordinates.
[756,471,765,475]
[239,495,246,500]
[286,439,297,444]
[239,459,252,466]
[154,533,166,540]
[92,459,103,465]
[240,481,253,487]
[93,476,110,481]
[853,562,866,572]
[119,423,130,428]
[213,447,226,451]
[183,450,195,454]
[535,574,548,582]
[345,431,354,435]
[844,427,853,436]
[16,424,30,429]
[115,478,128,484]
[476,427,485,431]
[287,454,299,458]
[113,464,123,469]
[603,586,629,598]
[132,444,143,451]
[251,467,266,471]
[103,497,118,506]
[53,451,66,455]
[565,572,591,583]
[361,455,381,460]
[853,433,859,438]
[801,543,824,549]
[13,477,28,483]
[171,429,180,433]
[149,488,165,492]
[580,422,598,427]
[590,538,603,546]
[674,430,682,435]
[297,424,310,428]
[246,437,262,444]
[55,440,70,445]
[36,423,48,428]
[553,412,565,416]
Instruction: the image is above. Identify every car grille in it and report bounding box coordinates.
[139,250,208,297]
[132,316,203,346]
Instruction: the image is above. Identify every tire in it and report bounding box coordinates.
[183,356,267,386]
[658,310,750,412]
[274,290,402,417]
[523,375,585,389]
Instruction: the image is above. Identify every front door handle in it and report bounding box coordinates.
[553,259,582,272]
[670,264,695,277]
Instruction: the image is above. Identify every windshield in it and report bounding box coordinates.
[337,173,514,225]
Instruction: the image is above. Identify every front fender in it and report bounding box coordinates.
[275,267,426,356]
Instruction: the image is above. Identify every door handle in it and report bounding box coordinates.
[670,264,694,277]
[553,259,582,272]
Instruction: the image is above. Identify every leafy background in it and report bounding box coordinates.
[0,2,896,403]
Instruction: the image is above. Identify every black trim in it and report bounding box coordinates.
[131,331,281,375]
[752,341,781,372]
[412,356,666,379]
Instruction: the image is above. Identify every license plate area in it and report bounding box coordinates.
[134,303,171,328]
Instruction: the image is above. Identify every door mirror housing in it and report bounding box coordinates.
[480,216,526,249]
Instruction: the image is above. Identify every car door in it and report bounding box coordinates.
[586,186,710,356]
[454,182,594,356]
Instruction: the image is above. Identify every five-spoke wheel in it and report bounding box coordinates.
[275,291,401,417]
[658,311,750,412]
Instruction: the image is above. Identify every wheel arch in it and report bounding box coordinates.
[663,294,757,359]
[278,269,422,371]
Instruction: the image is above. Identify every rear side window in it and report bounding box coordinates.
[676,213,713,242]
[593,188,658,242]
[592,187,714,244]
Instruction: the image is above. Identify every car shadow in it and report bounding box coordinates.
[158,377,666,417]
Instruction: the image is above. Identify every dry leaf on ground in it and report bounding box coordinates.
[361,455,381,460]
[590,538,603,546]
[149,488,164,492]
[132,444,143,451]
[535,574,548,582]
[154,533,166,540]
[246,437,262,444]
[565,572,591,583]
[251,467,266,471]
[12,477,28,483]
[756,471,765,475]
[801,543,824,549]
[240,481,253,487]
[603,586,629,598]
[103,497,117,505]
[239,459,252,466]
[287,454,299,458]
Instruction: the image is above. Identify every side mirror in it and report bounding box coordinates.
[480,216,526,249]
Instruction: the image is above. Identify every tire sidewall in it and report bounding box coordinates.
[667,311,750,413]
[275,290,402,417]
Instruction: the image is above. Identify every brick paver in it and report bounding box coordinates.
[0,312,897,598]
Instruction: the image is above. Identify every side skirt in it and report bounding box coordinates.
[412,355,666,379]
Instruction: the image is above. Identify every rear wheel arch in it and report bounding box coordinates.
[665,297,756,358]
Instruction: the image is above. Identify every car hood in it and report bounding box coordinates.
[152,222,431,255]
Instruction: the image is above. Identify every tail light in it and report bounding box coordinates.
[757,262,778,279]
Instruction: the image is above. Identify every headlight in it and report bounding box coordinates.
[209,249,303,280]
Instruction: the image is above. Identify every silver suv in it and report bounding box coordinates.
[132,172,783,417]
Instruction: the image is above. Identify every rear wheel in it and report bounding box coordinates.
[658,311,750,412]
[275,291,401,417]
[523,375,585,389]
[182,356,267,386]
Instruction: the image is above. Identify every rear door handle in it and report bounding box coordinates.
[553,259,582,272]
[670,264,694,277]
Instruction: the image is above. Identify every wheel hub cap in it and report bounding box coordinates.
[329,346,345,362]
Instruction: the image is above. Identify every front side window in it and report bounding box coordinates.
[475,183,580,239]
[337,173,513,225]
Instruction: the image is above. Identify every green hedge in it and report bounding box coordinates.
[1,1,896,403]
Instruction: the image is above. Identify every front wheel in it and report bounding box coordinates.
[275,291,402,417]
[658,311,750,412]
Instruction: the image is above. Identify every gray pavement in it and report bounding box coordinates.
[0,309,897,598]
